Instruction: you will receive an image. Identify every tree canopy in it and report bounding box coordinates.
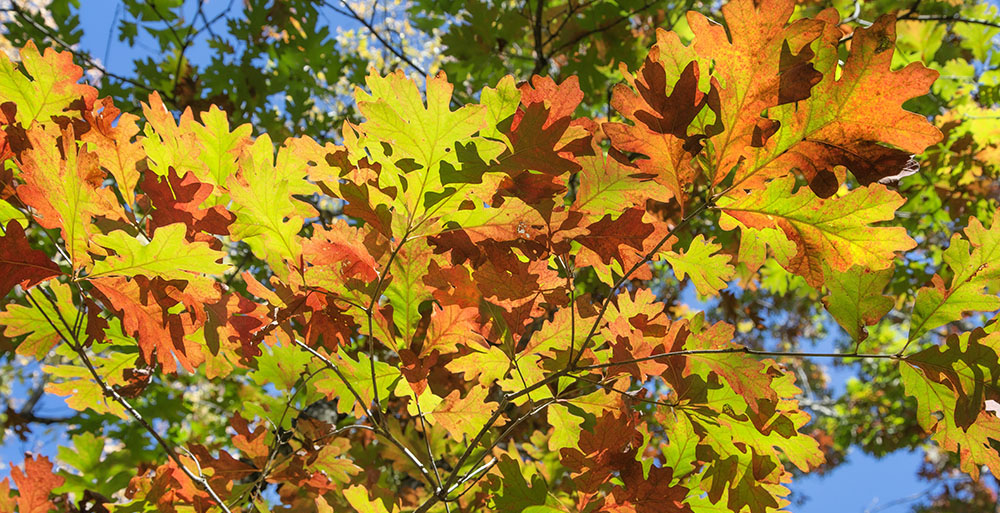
[1,1,999,512]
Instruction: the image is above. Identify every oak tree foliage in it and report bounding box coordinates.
[0,0,999,512]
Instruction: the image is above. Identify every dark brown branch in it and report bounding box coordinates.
[542,0,599,47]
[531,0,547,75]
[12,412,78,425]
[576,347,904,372]
[146,1,195,100]
[413,393,445,495]
[22,290,233,513]
[548,0,659,56]
[325,0,428,77]
[7,2,172,102]
[841,7,1000,43]
[443,457,499,502]
[902,13,1000,29]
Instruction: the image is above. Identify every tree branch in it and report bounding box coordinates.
[291,338,440,489]
[841,6,1000,43]
[548,0,659,56]
[325,0,428,77]
[531,0,547,75]
[576,346,904,372]
[366,225,412,422]
[901,12,1000,30]
[21,288,233,513]
[8,2,173,102]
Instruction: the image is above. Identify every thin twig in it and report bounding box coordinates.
[326,0,428,77]
[8,2,172,101]
[548,0,659,55]
[22,289,233,512]
[103,3,121,67]
[901,13,1000,29]
[414,398,553,513]
[414,394,445,495]
[841,7,1000,43]
[576,346,903,372]
[424,395,509,509]
[292,339,439,488]
[443,457,499,502]
[542,0,598,46]
[531,0,547,75]
[365,225,412,422]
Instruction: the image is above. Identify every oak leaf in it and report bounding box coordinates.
[429,386,502,441]
[0,221,60,299]
[720,176,915,285]
[9,455,64,513]
[0,41,97,126]
[823,265,895,343]
[663,234,735,296]
[902,329,1000,479]
[910,212,1000,343]
[738,12,942,196]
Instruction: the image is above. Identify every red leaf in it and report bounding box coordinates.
[576,208,654,266]
[142,167,234,241]
[611,461,693,513]
[0,221,60,298]
[604,59,717,205]
[302,221,379,282]
[559,411,642,493]
[496,102,581,179]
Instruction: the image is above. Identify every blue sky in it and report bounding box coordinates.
[2,2,998,512]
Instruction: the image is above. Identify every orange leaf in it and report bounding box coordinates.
[10,455,64,513]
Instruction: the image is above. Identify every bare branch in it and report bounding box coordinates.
[576,346,903,372]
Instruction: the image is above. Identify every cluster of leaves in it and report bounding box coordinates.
[0,1,999,513]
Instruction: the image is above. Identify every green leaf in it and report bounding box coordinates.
[910,213,1000,342]
[720,176,915,286]
[384,238,436,350]
[227,134,316,278]
[901,329,1000,479]
[663,234,734,296]
[344,485,397,513]
[489,455,548,512]
[1,281,82,358]
[44,348,133,419]
[547,403,583,452]
[190,106,253,189]
[822,265,894,343]
[0,41,96,126]
[356,70,496,218]
[90,224,228,279]
[313,351,401,417]
[250,341,317,391]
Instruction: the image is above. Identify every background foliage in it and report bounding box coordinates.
[0,0,999,512]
